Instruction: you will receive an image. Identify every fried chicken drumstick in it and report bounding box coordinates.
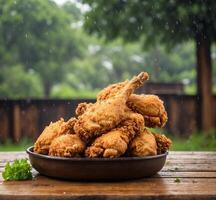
[85,111,144,158]
[74,72,149,143]
[76,85,167,128]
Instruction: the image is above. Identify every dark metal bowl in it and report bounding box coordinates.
[26,146,167,181]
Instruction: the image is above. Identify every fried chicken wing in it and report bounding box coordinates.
[128,129,157,157]
[49,134,85,157]
[74,72,149,143]
[153,133,172,154]
[127,94,168,128]
[34,117,77,154]
[85,111,144,158]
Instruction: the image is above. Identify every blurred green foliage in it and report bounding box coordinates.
[83,0,216,94]
[0,0,83,97]
[0,65,44,98]
[0,137,33,152]
[0,0,216,99]
[83,0,216,46]
[170,130,216,151]
[50,83,98,98]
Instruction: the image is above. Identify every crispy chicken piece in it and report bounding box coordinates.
[49,134,85,157]
[80,82,167,128]
[85,111,144,158]
[97,80,129,101]
[77,96,167,128]
[153,133,172,154]
[74,72,149,143]
[75,102,94,116]
[98,81,167,128]
[34,118,77,154]
[128,129,157,157]
[127,94,168,128]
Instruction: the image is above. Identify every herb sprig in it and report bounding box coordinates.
[2,159,32,181]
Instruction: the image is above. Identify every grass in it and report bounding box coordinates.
[0,138,33,152]
[0,130,215,152]
[170,130,216,151]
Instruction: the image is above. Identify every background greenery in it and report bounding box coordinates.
[0,0,216,99]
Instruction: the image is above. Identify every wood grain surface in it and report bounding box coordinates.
[0,151,216,200]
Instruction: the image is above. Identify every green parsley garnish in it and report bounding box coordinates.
[174,177,181,183]
[2,159,32,181]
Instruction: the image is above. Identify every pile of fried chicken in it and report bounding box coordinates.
[34,72,172,158]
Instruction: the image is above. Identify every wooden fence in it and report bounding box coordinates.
[0,95,215,143]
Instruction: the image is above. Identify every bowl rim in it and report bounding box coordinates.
[26,146,168,162]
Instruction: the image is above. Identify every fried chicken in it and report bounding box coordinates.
[85,111,144,158]
[80,81,167,128]
[34,117,77,154]
[33,71,171,159]
[49,134,85,157]
[75,102,94,116]
[97,80,129,101]
[153,133,172,154]
[128,129,157,157]
[74,72,149,143]
[127,94,168,128]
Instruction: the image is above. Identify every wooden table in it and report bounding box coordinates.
[0,151,216,200]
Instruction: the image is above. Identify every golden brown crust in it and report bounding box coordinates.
[33,117,77,154]
[85,112,144,158]
[127,94,168,128]
[128,129,157,157]
[97,79,167,128]
[85,130,128,158]
[153,133,172,154]
[74,72,149,143]
[49,134,85,157]
[75,102,94,116]
[33,71,171,159]
[97,80,128,101]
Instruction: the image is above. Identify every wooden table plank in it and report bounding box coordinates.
[162,163,216,172]
[157,171,216,178]
[0,151,216,200]
[0,170,216,179]
[0,176,216,199]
